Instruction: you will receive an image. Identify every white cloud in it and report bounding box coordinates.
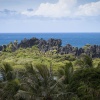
[22,0,77,18]
[76,1,100,16]
[22,0,100,18]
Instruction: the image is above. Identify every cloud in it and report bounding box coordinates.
[75,1,100,16]
[22,0,77,18]
[0,9,22,19]
[21,0,100,19]
[0,9,17,15]
[27,8,34,12]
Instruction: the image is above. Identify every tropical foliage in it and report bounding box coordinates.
[0,47,100,100]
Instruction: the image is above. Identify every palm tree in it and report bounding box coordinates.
[75,55,93,69]
[0,62,15,81]
[1,79,21,100]
[15,64,67,100]
[57,62,79,100]
[70,68,100,100]
[58,62,73,84]
[0,62,21,100]
[0,62,78,100]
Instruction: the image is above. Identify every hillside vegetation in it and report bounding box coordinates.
[0,37,100,100]
[0,45,100,100]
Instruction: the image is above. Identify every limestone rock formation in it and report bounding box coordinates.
[0,37,100,58]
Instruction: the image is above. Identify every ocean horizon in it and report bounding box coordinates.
[0,33,100,47]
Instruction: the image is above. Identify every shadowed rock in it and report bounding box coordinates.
[0,46,3,51]
[0,37,100,58]
[18,37,39,48]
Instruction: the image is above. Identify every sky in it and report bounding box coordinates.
[0,0,100,33]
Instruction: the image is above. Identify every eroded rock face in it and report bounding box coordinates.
[0,46,3,51]
[77,48,84,56]
[58,44,84,56]
[47,38,62,48]
[47,38,62,51]
[85,45,100,58]
[38,39,47,52]
[17,38,62,52]
[18,37,39,48]
[2,45,7,51]
[59,44,74,54]
[37,38,62,52]
[0,37,100,58]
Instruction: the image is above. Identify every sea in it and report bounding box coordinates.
[0,33,100,47]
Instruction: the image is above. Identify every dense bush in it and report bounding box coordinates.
[0,47,100,100]
[70,68,100,100]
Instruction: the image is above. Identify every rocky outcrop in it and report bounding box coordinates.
[38,39,47,52]
[18,37,39,48]
[0,46,3,51]
[84,45,100,58]
[58,44,100,58]
[59,44,74,54]
[18,38,62,52]
[0,37,100,58]
[2,45,7,51]
[77,48,84,56]
[59,44,84,56]
[38,38,62,52]
[16,37,62,52]
[47,38,62,49]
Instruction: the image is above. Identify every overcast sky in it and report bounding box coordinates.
[0,0,100,33]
